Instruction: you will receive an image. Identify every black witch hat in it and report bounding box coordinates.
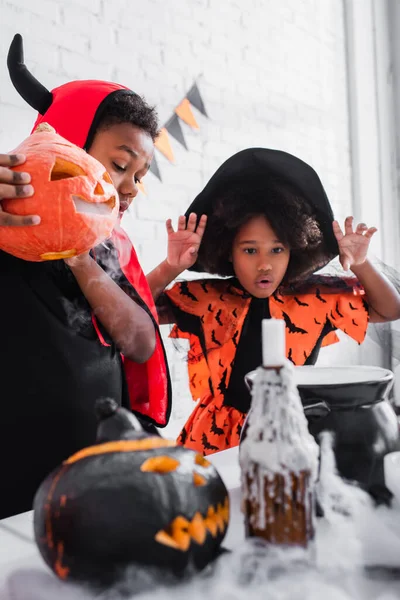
[185,147,339,275]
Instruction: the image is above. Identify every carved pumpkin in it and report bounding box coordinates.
[33,399,229,590]
[0,124,119,261]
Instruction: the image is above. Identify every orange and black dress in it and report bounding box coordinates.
[163,275,369,455]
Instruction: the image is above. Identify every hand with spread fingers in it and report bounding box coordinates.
[333,216,377,272]
[0,153,38,226]
[166,212,207,271]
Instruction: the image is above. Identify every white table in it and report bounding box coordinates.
[0,447,400,600]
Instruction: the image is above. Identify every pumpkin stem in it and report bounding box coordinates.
[95,397,148,443]
[95,397,119,419]
[34,122,56,134]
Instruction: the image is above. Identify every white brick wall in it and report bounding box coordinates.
[0,0,358,435]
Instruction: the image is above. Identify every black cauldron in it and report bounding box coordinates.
[244,366,400,500]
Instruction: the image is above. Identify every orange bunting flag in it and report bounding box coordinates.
[175,98,199,130]
[154,127,175,163]
[136,181,146,195]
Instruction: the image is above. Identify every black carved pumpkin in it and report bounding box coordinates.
[33,399,229,590]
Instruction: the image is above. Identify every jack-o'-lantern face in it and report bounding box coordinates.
[33,436,229,589]
[140,449,229,553]
[0,123,119,261]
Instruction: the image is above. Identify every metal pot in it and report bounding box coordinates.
[243,366,400,499]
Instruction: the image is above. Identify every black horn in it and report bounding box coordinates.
[7,34,53,115]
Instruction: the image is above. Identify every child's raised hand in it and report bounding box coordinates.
[0,153,38,226]
[166,213,207,271]
[333,216,377,271]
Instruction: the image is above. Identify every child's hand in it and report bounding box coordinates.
[64,252,91,269]
[333,216,377,272]
[166,213,207,271]
[0,153,38,226]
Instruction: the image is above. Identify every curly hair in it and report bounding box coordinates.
[96,91,159,142]
[196,175,327,286]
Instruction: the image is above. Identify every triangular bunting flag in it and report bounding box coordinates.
[186,83,208,117]
[165,114,188,149]
[149,155,162,181]
[137,181,146,195]
[154,127,175,163]
[175,98,199,130]
[138,81,207,184]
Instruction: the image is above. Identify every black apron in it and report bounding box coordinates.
[0,248,128,518]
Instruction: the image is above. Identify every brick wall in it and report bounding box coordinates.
[0,0,356,434]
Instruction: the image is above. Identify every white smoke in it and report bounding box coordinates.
[3,434,400,599]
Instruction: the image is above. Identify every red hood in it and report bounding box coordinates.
[32,80,129,148]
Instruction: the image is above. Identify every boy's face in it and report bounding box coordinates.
[231,215,290,298]
[89,123,154,216]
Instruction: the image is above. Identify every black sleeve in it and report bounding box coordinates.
[157,293,202,337]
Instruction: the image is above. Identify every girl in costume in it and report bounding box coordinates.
[152,148,400,455]
[0,34,196,518]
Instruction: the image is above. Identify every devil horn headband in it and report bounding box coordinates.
[7,33,53,115]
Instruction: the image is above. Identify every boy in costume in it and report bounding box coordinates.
[0,34,194,517]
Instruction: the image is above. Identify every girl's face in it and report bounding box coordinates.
[231,215,290,298]
[89,122,154,217]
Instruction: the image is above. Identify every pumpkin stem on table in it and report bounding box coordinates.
[95,397,119,419]
[95,397,147,443]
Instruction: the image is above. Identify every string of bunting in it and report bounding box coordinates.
[137,82,207,194]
